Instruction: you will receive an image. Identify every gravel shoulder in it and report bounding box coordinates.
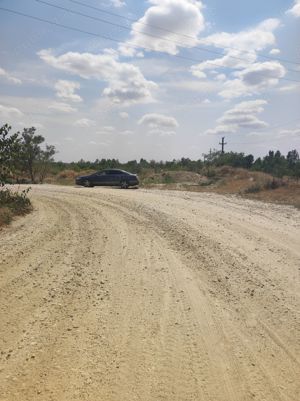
[0,185,299,401]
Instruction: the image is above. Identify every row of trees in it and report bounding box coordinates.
[1,124,299,183]
[202,149,300,179]
[53,150,300,179]
[0,124,56,185]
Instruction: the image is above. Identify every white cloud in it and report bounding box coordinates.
[48,102,77,113]
[0,67,22,85]
[278,84,300,92]
[148,129,176,137]
[138,113,179,129]
[39,49,157,105]
[103,126,115,132]
[219,61,286,99]
[119,111,129,119]
[119,0,205,56]
[119,130,134,135]
[277,128,300,138]
[269,48,280,55]
[199,18,280,53]
[110,0,126,8]
[74,118,96,128]
[202,98,211,104]
[0,104,23,119]
[286,0,300,17]
[205,99,268,135]
[95,126,115,135]
[55,80,82,103]
[192,19,280,75]
[191,19,284,98]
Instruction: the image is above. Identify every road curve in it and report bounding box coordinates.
[0,185,299,401]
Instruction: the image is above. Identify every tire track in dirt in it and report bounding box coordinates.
[0,185,299,401]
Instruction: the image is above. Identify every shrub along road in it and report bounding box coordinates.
[0,185,299,401]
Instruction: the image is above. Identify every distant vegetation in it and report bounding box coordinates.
[49,148,300,181]
[0,124,56,226]
[1,123,300,220]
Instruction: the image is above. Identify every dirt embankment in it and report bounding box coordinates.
[0,185,299,401]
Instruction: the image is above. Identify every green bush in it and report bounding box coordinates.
[264,178,285,190]
[162,174,175,184]
[244,183,262,193]
[0,207,13,225]
[0,187,32,216]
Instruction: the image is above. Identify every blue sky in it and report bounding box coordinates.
[0,0,299,162]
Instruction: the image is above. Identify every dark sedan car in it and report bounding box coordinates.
[75,169,139,189]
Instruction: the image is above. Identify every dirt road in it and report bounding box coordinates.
[0,185,299,401]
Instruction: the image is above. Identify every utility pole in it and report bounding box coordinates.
[219,137,227,154]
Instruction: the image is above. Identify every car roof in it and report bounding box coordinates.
[102,169,130,173]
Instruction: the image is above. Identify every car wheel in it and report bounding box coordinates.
[120,180,129,189]
[84,180,93,187]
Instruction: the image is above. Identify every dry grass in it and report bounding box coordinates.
[50,167,300,210]
[0,187,32,228]
[142,167,300,209]
[0,207,13,227]
[46,169,95,186]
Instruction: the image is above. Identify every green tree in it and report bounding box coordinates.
[0,124,21,185]
[287,150,300,180]
[38,145,56,183]
[19,127,56,183]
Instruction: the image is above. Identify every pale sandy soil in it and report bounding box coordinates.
[0,185,299,401]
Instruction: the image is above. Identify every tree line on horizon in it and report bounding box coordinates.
[1,124,300,183]
[55,149,300,181]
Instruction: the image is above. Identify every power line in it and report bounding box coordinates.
[2,6,300,86]
[35,0,300,75]
[65,0,300,67]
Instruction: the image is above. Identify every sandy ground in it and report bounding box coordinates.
[0,185,299,401]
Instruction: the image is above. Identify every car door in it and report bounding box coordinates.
[106,170,121,185]
[93,171,110,186]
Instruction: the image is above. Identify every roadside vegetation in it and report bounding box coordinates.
[1,123,300,212]
[44,148,300,208]
[0,124,56,227]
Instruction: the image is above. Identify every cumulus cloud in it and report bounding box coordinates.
[278,83,300,92]
[119,111,129,119]
[0,67,22,85]
[191,19,284,98]
[200,19,280,53]
[95,126,115,135]
[110,0,126,8]
[286,0,300,17]
[138,113,179,129]
[191,18,280,76]
[74,118,96,128]
[139,113,179,137]
[119,130,134,135]
[38,49,157,105]
[148,129,176,136]
[55,80,82,103]
[277,128,300,138]
[48,102,77,113]
[219,61,286,98]
[119,0,205,56]
[269,48,280,55]
[205,99,268,135]
[0,104,23,119]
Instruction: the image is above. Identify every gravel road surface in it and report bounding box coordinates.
[0,185,299,401]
